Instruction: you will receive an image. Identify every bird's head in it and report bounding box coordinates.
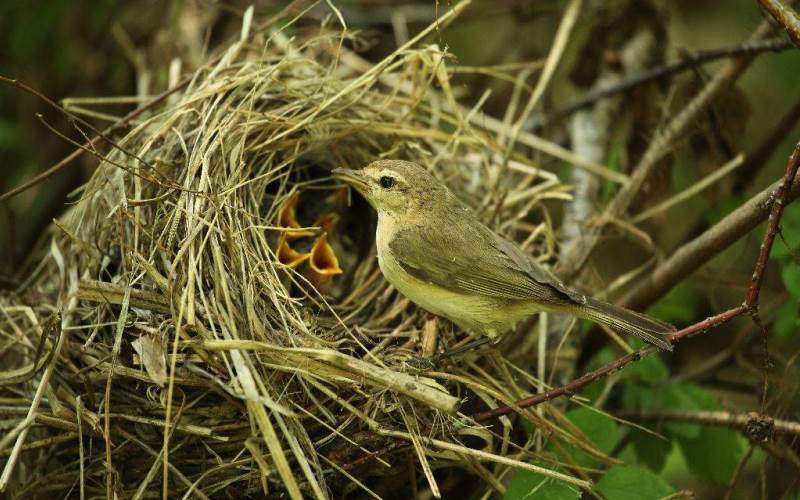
[333,160,447,218]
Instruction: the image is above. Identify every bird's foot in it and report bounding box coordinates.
[404,354,440,372]
[405,336,494,371]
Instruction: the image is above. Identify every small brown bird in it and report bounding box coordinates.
[333,160,674,353]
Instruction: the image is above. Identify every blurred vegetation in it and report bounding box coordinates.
[1,0,799,498]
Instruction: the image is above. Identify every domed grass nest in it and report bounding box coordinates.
[0,4,608,498]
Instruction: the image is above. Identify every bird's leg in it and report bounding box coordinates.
[439,335,492,359]
[406,335,492,371]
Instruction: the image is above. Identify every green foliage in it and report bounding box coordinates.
[623,354,669,385]
[625,381,744,484]
[771,204,800,338]
[677,426,744,484]
[648,282,702,325]
[503,472,580,500]
[774,300,800,337]
[661,383,716,439]
[0,120,20,150]
[781,263,800,299]
[596,466,674,500]
[630,428,672,473]
[579,348,616,401]
[565,407,619,466]
[705,193,745,226]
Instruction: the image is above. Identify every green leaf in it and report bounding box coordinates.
[773,205,800,260]
[781,263,800,299]
[622,383,658,410]
[774,300,800,338]
[630,427,672,473]
[565,407,619,466]
[621,385,671,471]
[504,471,581,500]
[677,427,744,484]
[648,282,700,324]
[596,466,674,500]
[623,355,669,385]
[662,384,717,439]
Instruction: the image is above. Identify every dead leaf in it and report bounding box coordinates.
[132,334,167,387]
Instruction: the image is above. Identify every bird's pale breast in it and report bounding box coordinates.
[375,214,535,337]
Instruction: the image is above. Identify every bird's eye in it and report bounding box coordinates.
[379,176,395,189]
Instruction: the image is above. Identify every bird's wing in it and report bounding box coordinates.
[389,222,584,304]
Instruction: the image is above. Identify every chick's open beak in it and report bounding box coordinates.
[332,168,369,192]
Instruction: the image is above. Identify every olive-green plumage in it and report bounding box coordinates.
[333,160,674,351]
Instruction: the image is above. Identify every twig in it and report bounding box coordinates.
[615,409,800,438]
[546,37,794,125]
[723,446,754,500]
[735,94,800,191]
[473,140,800,422]
[745,143,800,307]
[0,76,190,204]
[619,165,800,311]
[556,20,775,281]
[759,0,800,46]
[472,348,651,421]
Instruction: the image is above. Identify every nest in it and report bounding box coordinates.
[1,5,598,498]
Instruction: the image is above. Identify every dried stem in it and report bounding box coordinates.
[616,409,800,438]
[547,37,793,125]
[758,0,800,46]
[556,20,774,280]
[619,167,800,311]
[0,76,190,204]
[474,140,800,422]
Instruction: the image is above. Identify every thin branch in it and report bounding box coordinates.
[619,164,800,311]
[759,0,800,46]
[474,140,800,422]
[472,348,650,421]
[547,37,794,125]
[616,409,800,438]
[746,143,800,306]
[556,20,775,281]
[340,138,800,475]
[723,446,754,500]
[0,76,190,204]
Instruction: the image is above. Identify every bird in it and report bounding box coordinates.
[332,160,675,356]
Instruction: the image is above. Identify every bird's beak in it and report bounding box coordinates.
[332,168,369,192]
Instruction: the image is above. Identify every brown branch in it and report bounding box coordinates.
[556,20,774,281]
[747,144,800,306]
[341,141,800,470]
[619,165,800,312]
[723,446,754,500]
[472,348,648,421]
[616,409,800,439]
[475,140,800,422]
[546,37,794,125]
[759,0,800,46]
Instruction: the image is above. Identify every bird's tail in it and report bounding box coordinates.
[569,297,675,352]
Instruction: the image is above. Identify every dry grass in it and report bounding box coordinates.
[0,3,610,498]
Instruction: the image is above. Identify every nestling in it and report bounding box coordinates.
[333,160,674,352]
